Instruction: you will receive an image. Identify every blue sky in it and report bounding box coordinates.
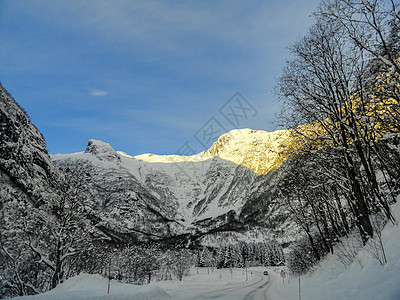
[0,0,318,155]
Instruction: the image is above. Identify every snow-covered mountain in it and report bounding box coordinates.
[52,128,298,245]
[0,80,297,247]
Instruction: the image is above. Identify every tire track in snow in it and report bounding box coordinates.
[191,270,270,300]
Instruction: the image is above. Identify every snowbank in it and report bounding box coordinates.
[267,201,400,300]
[11,268,265,300]
[12,273,171,300]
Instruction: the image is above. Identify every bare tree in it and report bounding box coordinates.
[45,159,94,288]
[276,0,400,272]
[277,18,378,243]
[171,248,193,281]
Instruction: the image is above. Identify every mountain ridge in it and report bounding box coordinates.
[118,128,294,175]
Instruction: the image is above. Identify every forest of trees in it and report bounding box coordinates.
[276,0,400,274]
[195,242,284,269]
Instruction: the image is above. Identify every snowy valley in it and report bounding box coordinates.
[2,0,400,298]
[2,71,400,299]
[0,82,295,298]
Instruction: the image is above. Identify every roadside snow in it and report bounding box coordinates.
[267,201,400,300]
[12,268,269,300]
[12,273,171,300]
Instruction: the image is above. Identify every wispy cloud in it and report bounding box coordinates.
[91,90,109,96]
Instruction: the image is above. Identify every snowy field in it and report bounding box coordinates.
[12,201,400,300]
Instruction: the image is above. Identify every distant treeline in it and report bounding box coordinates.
[195,242,285,269]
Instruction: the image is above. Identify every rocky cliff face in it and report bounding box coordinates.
[0,82,57,203]
[0,83,63,297]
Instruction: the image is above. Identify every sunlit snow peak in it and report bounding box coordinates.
[119,128,293,175]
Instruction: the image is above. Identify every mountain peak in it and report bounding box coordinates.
[203,128,292,175]
[204,128,264,156]
[85,139,121,162]
[127,128,293,175]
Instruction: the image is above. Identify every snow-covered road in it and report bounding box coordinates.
[192,271,270,299]
[242,271,273,300]
[162,268,275,300]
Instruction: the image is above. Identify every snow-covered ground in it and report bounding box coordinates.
[12,273,170,300]
[268,200,400,300]
[12,268,272,300]
[156,267,272,299]
[12,201,400,300]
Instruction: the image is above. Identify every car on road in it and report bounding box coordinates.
[263,270,268,275]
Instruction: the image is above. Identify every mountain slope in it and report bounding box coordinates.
[53,140,260,242]
[53,140,184,243]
